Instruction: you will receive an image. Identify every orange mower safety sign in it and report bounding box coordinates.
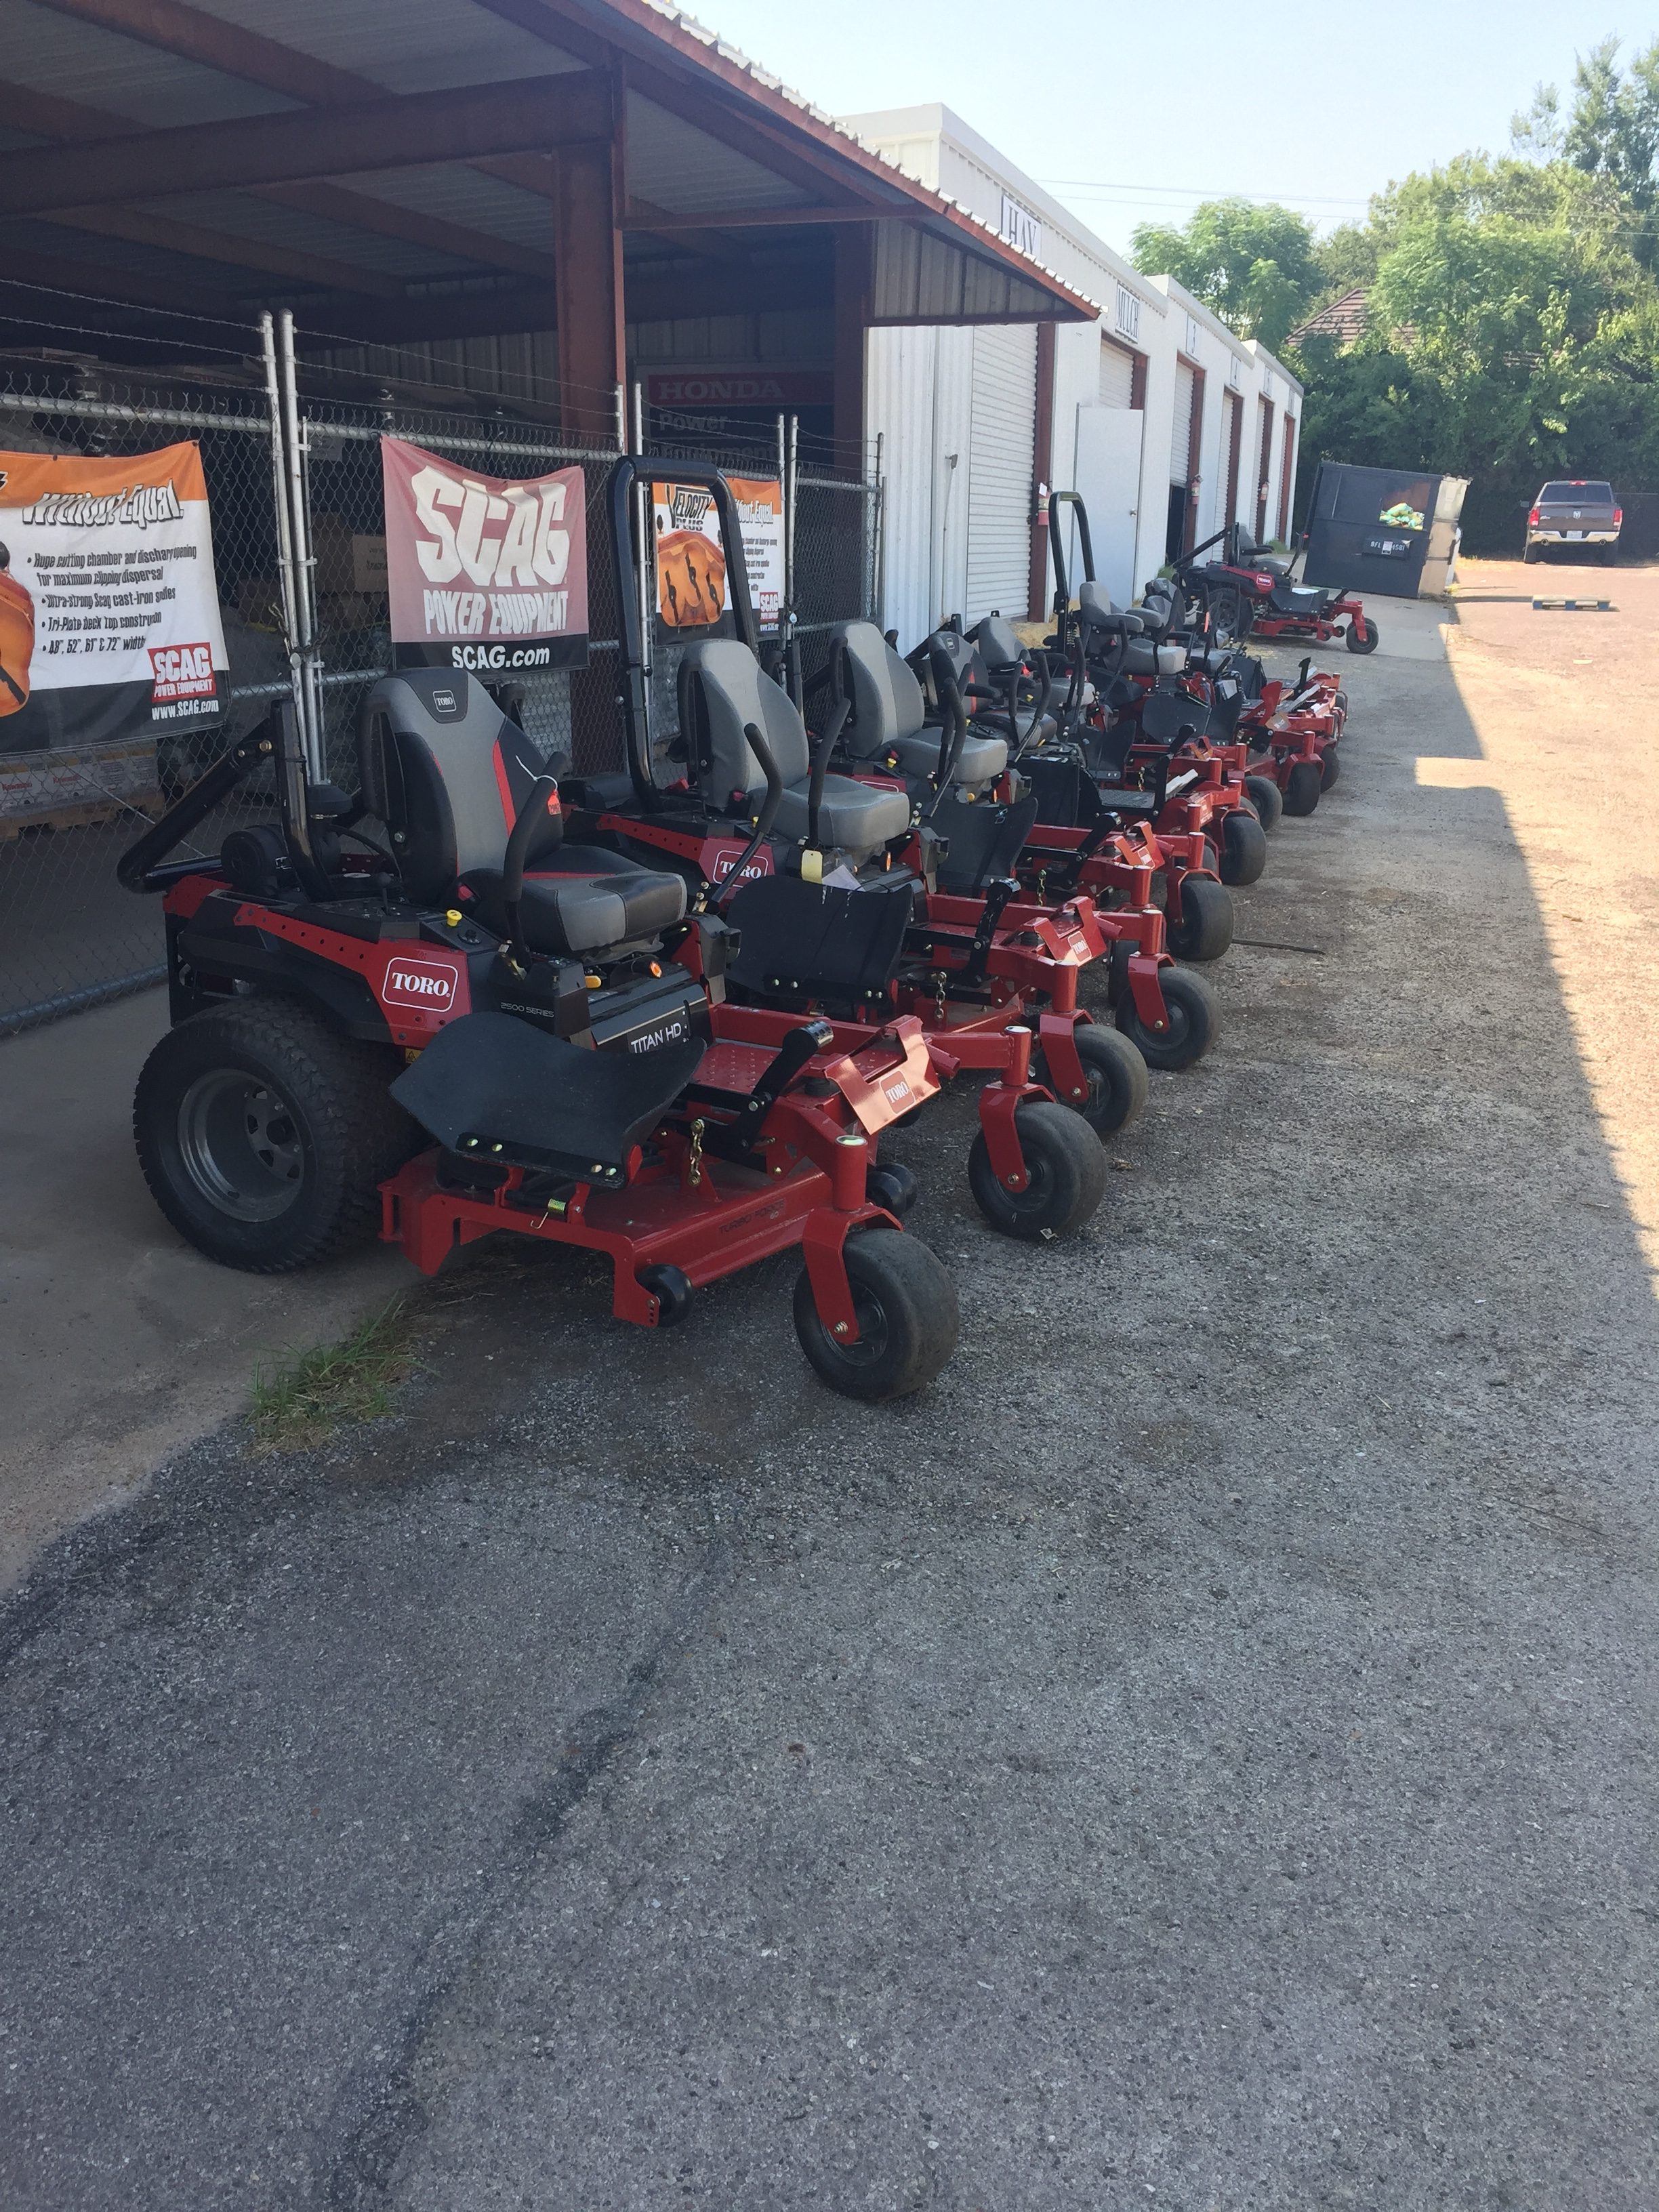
[0,443,228,752]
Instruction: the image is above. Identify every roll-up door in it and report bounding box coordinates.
[1099,337,1136,409]
[1170,361,1195,483]
[966,323,1038,620]
[1219,389,1242,528]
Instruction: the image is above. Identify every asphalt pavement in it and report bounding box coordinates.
[3,578,1656,2211]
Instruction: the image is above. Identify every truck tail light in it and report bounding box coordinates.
[1528,507,1540,527]
[1614,508,1624,528]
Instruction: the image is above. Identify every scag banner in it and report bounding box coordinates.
[380,436,588,674]
[651,477,784,634]
[0,443,228,754]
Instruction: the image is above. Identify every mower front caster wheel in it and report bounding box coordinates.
[1346,617,1379,654]
[1244,773,1283,831]
[1033,1024,1149,1134]
[967,1101,1107,1242]
[134,999,415,1271]
[1115,967,1221,1071]
[1219,808,1269,887]
[1319,745,1341,792]
[639,1263,695,1326]
[1283,760,1323,817]
[792,1229,959,1401]
[1165,874,1234,963]
[866,1160,920,1218]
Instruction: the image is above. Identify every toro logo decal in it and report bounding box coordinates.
[710,844,775,884]
[383,958,458,1012]
[148,642,217,702]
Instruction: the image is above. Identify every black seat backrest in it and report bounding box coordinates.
[676,640,812,807]
[914,623,983,710]
[359,669,559,905]
[831,620,928,758]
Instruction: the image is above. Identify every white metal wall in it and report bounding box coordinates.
[865,322,975,651]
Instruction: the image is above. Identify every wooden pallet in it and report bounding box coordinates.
[1531,596,1614,611]
[0,793,163,842]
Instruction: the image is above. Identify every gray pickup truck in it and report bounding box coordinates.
[1524,480,1621,563]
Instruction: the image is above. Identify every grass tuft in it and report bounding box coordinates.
[250,1298,418,1450]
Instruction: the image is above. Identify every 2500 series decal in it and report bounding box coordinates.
[382,958,459,1011]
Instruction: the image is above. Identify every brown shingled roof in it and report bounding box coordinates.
[1290,287,1370,348]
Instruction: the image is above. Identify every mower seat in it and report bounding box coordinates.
[1076,581,1144,640]
[1123,638,1189,677]
[907,626,1015,786]
[462,846,688,955]
[359,669,687,952]
[832,619,1007,788]
[680,640,911,862]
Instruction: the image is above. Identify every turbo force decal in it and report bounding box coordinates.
[381,437,590,674]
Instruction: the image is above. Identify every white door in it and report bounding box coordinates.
[965,324,1038,621]
[1071,403,1145,607]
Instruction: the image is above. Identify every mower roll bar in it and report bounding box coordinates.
[117,716,274,890]
[115,703,338,897]
[607,455,759,813]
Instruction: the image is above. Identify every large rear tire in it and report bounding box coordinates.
[792,1229,959,1400]
[134,999,415,1272]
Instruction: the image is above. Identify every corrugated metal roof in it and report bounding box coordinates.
[624,92,812,215]
[153,190,478,281]
[342,165,559,254]
[6,0,295,127]
[192,0,588,94]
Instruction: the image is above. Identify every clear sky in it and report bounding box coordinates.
[686,0,1658,253]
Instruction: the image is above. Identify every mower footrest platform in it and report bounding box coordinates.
[392,1011,705,1177]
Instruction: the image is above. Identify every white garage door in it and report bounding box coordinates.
[1170,361,1195,483]
[966,323,1038,621]
[1099,337,1136,409]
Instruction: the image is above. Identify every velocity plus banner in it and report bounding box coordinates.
[380,436,589,674]
[0,444,228,753]
[651,477,784,634]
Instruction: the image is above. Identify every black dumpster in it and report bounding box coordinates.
[1302,464,1467,598]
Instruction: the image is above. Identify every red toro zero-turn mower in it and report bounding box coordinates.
[1176,521,1379,655]
[560,457,1147,1240]
[814,611,1221,1072]
[117,678,962,1399]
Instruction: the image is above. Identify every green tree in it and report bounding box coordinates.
[1514,35,1659,266]
[1129,198,1320,350]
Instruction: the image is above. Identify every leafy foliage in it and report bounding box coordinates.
[1278,36,1659,550]
[1130,198,1322,350]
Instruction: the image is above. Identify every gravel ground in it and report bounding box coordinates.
[3,584,1657,2211]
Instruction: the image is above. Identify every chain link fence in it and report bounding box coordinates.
[1,331,882,1036]
[0,359,290,1032]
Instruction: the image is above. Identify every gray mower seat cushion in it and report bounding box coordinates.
[888,726,1010,785]
[464,843,687,956]
[773,773,910,853]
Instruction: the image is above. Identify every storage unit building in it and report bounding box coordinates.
[844,106,1303,644]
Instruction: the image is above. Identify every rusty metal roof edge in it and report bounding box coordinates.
[605,0,1102,318]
